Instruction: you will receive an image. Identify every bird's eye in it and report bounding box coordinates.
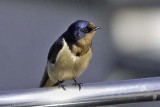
[82,28,89,33]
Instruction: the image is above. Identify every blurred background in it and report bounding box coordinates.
[0,0,160,106]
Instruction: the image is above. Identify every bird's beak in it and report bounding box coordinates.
[93,26,101,31]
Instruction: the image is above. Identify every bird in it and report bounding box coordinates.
[40,20,100,90]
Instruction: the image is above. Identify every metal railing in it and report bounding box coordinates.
[0,77,160,106]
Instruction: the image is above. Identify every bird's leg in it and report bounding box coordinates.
[58,84,66,90]
[72,78,83,90]
[54,80,66,90]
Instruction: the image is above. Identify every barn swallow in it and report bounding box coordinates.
[40,20,100,90]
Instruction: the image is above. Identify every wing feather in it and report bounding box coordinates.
[39,33,65,87]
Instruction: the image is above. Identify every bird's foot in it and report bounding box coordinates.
[55,80,65,90]
[72,83,83,90]
[58,84,66,90]
[72,79,83,91]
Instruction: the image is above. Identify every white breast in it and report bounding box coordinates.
[48,39,92,82]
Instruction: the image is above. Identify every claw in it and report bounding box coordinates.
[58,84,66,90]
[54,80,65,90]
[72,79,83,91]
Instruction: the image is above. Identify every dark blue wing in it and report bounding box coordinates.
[48,35,64,64]
[39,33,66,87]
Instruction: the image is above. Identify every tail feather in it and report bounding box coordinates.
[40,67,64,87]
[39,67,48,87]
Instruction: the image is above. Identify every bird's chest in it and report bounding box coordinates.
[56,41,92,74]
[48,40,92,80]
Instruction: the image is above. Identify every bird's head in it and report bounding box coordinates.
[66,20,100,46]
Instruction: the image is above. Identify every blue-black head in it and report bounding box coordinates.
[66,20,100,42]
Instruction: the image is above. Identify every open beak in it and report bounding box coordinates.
[93,26,101,31]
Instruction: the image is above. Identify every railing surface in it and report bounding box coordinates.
[0,77,160,106]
